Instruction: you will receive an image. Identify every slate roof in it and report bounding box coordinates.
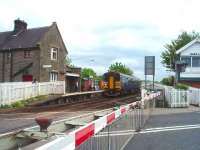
[0,26,50,51]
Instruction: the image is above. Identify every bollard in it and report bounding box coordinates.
[35,117,52,132]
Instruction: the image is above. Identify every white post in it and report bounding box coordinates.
[8,85,11,104]
[38,82,41,96]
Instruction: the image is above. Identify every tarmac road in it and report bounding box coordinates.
[124,107,200,150]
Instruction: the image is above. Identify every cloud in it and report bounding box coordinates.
[103,28,166,52]
[111,57,141,69]
[1,0,200,80]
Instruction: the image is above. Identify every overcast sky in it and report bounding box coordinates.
[0,0,200,80]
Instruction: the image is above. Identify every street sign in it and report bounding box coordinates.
[145,56,155,75]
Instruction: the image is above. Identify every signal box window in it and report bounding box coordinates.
[181,56,191,67]
[192,56,200,67]
[51,47,58,60]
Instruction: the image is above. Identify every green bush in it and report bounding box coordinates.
[161,76,174,86]
[0,104,13,109]
[175,83,188,90]
[11,101,25,108]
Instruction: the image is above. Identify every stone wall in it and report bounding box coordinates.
[39,23,67,82]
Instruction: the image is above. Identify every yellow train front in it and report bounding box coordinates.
[103,71,141,97]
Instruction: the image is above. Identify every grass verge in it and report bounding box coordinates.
[0,95,48,109]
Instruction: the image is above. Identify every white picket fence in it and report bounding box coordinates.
[0,81,65,105]
[164,86,189,107]
[158,84,200,107]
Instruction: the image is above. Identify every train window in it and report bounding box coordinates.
[122,76,125,81]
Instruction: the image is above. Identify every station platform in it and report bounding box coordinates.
[29,90,103,107]
[62,90,103,97]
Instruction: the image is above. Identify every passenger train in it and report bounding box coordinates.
[103,71,141,97]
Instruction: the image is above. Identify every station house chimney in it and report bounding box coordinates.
[14,19,27,33]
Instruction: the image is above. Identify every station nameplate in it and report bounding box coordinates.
[190,53,200,55]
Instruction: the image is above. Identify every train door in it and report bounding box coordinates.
[108,76,114,89]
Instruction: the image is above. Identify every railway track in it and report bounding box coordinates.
[0,94,140,135]
[83,95,140,110]
[0,94,140,113]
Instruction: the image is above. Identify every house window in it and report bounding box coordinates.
[24,50,31,58]
[51,47,58,60]
[192,56,200,67]
[181,56,191,67]
[50,72,58,81]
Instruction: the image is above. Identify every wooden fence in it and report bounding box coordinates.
[0,81,65,105]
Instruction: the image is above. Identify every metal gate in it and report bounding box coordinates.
[76,98,155,150]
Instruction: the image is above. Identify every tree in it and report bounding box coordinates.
[81,68,97,79]
[65,56,74,67]
[109,62,133,76]
[95,75,103,80]
[161,31,200,71]
[161,76,174,86]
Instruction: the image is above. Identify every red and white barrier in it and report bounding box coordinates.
[35,92,161,150]
[94,116,107,134]
[75,123,95,147]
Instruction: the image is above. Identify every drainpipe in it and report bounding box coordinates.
[2,52,5,82]
[10,49,13,82]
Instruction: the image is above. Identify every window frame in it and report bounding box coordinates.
[50,71,58,82]
[192,56,200,67]
[180,56,191,67]
[24,50,31,58]
[51,47,58,60]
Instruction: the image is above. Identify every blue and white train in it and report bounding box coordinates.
[103,71,141,97]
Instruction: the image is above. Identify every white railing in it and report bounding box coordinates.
[0,81,65,105]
